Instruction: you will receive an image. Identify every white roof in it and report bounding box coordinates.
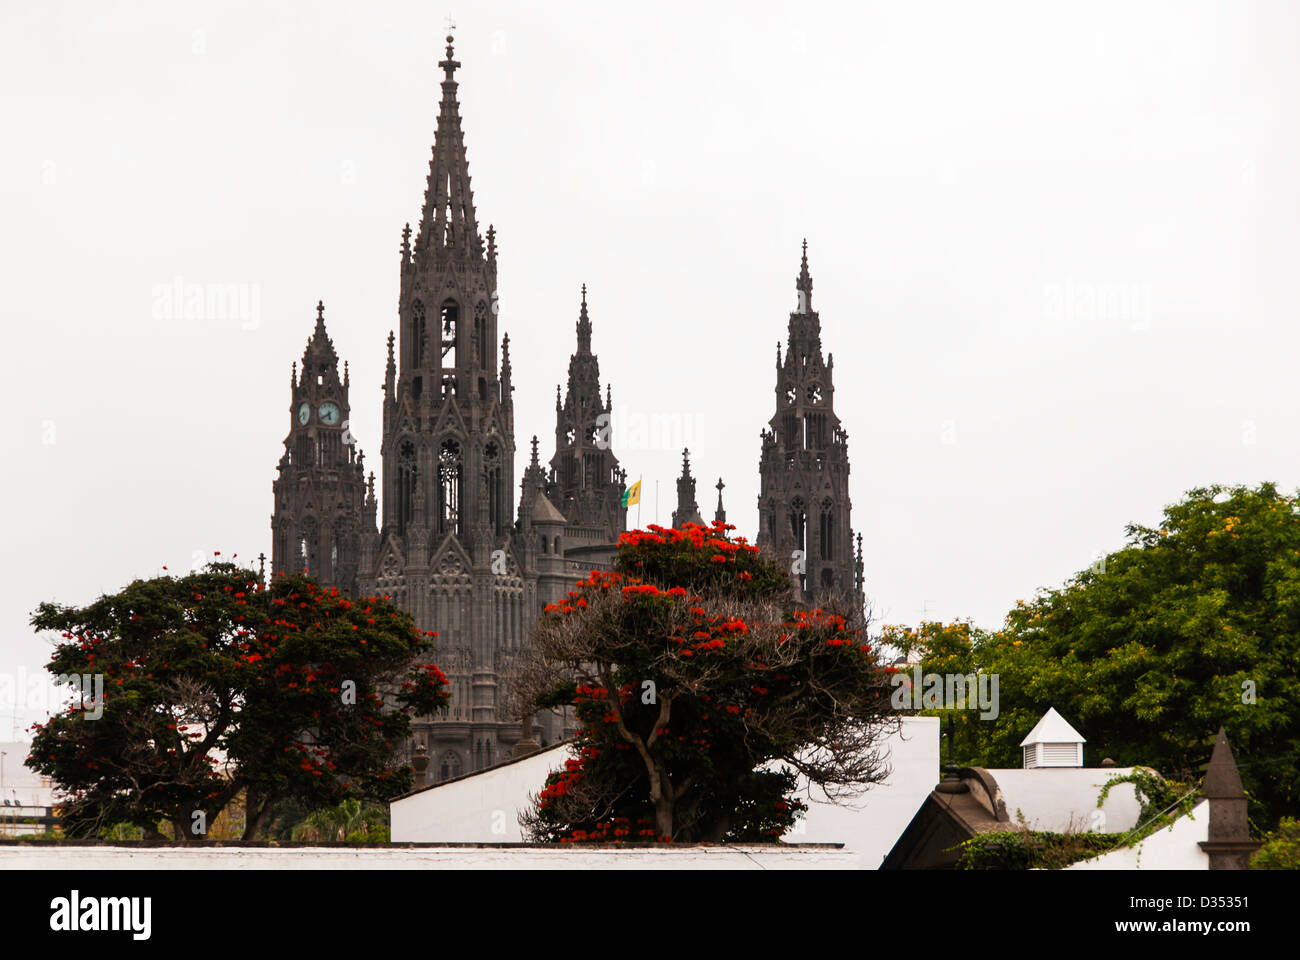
[1019,707,1086,747]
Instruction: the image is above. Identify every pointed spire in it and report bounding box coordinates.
[302,300,338,370]
[555,384,562,412]
[417,31,481,257]
[530,435,540,469]
[796,238,813,313]
[500,331,512,389]
[401,222,412,262]
[605,383,611,411]
[1202,727,1246,798]
[291,360,297,388]
[714,477,727,525]
[673,448,702,529]
[384,330,396,400]
[487,223,497,261]
[576,283,592,354]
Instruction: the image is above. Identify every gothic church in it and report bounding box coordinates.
[269,34,863,781]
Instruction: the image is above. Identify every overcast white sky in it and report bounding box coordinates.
[2,1,1298,739]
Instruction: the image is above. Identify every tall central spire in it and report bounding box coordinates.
[416,33,481,258]
[576,283,592,354]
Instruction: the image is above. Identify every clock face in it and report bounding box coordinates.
[297,402,311,425]
[318,401,341,425]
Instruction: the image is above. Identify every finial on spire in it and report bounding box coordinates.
[439,31,460,80]
[487,223,497,260]
[530,434,540,468]
[796,238,813,313]
[680,448,692,476]
[291,360,297,387]
[576,283,592,353]
[312,300,329,342]
[714,477,727,525]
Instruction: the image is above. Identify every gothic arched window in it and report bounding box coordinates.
[790,498,807,592]
[298,516,318,574]
[411,301,426,368]
[485,441,503,534]
[438,438,462,536]
[819,499,834,561]
[440,300,459,364]
[396,439,417,537]
[438,750,462,783]
[475,300,489,370]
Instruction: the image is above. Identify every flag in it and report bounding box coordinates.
[622,480,641,508]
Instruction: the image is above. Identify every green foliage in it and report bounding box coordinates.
[957,830,1124,870]
[1097,768,1199,829]
[1251,817,1300,870]
[519,521,896,843]
[289,798,389,843]
[886,484,1299,831]
[25,562,449,840]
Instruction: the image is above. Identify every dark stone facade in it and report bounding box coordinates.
[756,241,866,611]
[269,34,863,780]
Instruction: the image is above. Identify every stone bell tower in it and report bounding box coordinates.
[359,33,529,774]
[756,241,865,611]
[271,300,375,596]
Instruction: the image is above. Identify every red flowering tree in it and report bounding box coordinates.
[26,560,449,841]
[515,522,898,843]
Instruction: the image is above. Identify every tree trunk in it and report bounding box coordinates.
[170,812,193,845]
[242,789,270,841]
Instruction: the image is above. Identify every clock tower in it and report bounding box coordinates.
[271,300,377,595]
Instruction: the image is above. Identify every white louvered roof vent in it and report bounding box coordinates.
[1020,707,1086,768]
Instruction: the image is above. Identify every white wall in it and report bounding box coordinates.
[0,844,856,870]
[784,716,938,868]
[392,744,571,843]
[990,767,1141,833]
[390,717,939,868]
[1065,799,1210,870]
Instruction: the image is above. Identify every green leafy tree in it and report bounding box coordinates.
[893,484,1299,830]
[515,522,898,843]
[1252,817,1300,869]
[26,561,449,841]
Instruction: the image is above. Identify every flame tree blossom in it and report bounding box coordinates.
[26,561,449,841]
[515,521,898,843]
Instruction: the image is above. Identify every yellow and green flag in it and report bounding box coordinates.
[622,480,641,508]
